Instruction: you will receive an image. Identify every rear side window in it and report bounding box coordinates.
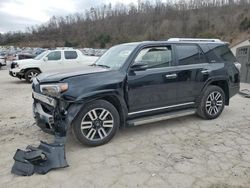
[199,44,236,63]
[212,45,236,63]
[175,44,206,65]
[47,51,61,61]
[64,51,78,59]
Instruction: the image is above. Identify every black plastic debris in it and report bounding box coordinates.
[11,137,68,176]
[12,98,71,176]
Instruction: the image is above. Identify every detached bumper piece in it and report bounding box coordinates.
[11,139,68,176]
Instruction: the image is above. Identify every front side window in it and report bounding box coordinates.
[134,46,172,68]
[176,44,206,65]
[47,51,61,61]
[64,51,78,59]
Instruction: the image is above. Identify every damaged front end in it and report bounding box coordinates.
[11,78,78,176]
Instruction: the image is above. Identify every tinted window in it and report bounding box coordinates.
[176,44,206,65]
[64,51,78,59]
[199,44,236,63]
[47,51,61,61]
[213,45,236,63]
[134,46,172,68]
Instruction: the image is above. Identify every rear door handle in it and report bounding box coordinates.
[201,69,211,74]
[165,73,177,79]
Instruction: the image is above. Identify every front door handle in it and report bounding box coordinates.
[165,73,177,79]
[201,69,211,74]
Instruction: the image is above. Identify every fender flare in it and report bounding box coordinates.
[196,76,230,106]
[21,67,42,74]
[64,89,128,128]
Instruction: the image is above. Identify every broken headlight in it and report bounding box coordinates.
[40,83,68,98]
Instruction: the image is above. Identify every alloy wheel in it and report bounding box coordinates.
[28,71,38,81]
[80,108,114,141]
[205,91,223,116]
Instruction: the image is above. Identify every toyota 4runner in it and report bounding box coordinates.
[32,38,240,146]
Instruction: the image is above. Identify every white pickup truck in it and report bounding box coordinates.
[9,49,98,82]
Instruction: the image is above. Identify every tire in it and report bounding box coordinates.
[24,69,40,83]
[197,85,225,120]
[72,100,120,146]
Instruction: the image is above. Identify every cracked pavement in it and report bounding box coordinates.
[0,68,250,188]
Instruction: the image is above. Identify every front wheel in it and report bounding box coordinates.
[197,85,225,120]
[72,100,120,146]
[25,69,40,83]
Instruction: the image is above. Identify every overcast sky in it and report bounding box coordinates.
[0,0,136,33]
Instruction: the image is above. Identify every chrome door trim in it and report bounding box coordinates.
[128,102,195,116]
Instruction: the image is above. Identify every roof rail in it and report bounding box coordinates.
[167,38,222,43]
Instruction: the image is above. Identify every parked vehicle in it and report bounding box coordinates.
[0,54,6,69]
[32,38,240,146]
[9,49,98,82]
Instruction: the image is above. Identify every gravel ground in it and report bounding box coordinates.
[0,66,250,188]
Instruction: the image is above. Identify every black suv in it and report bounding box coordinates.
[32,38,240,146]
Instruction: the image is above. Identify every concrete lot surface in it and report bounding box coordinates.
[0,68,250,188]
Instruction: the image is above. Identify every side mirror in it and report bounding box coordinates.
[130,62,148,71]
[43,57,48,61]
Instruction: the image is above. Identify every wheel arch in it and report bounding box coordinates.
[209,80,229,105]
[68,92,128,129]
[100,95,127,128]
[200,78,229,105]
[23,67,42,74]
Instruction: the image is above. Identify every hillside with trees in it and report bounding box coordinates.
[0,0,250,48]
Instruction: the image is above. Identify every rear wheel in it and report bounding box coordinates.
[25,69,40,83]
[197,85,225,119]
[72,100,120,146]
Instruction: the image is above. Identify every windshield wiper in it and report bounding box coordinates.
[91,64,110,69]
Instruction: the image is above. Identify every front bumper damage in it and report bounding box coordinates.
[32,92,57,134]
[11,92,72,176]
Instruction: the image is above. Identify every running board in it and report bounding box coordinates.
[127,108,196,126]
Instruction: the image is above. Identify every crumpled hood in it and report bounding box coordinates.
[37,65,108,83]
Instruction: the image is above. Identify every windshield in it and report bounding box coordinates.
[34,51,48,60]
[95,44,137,69]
